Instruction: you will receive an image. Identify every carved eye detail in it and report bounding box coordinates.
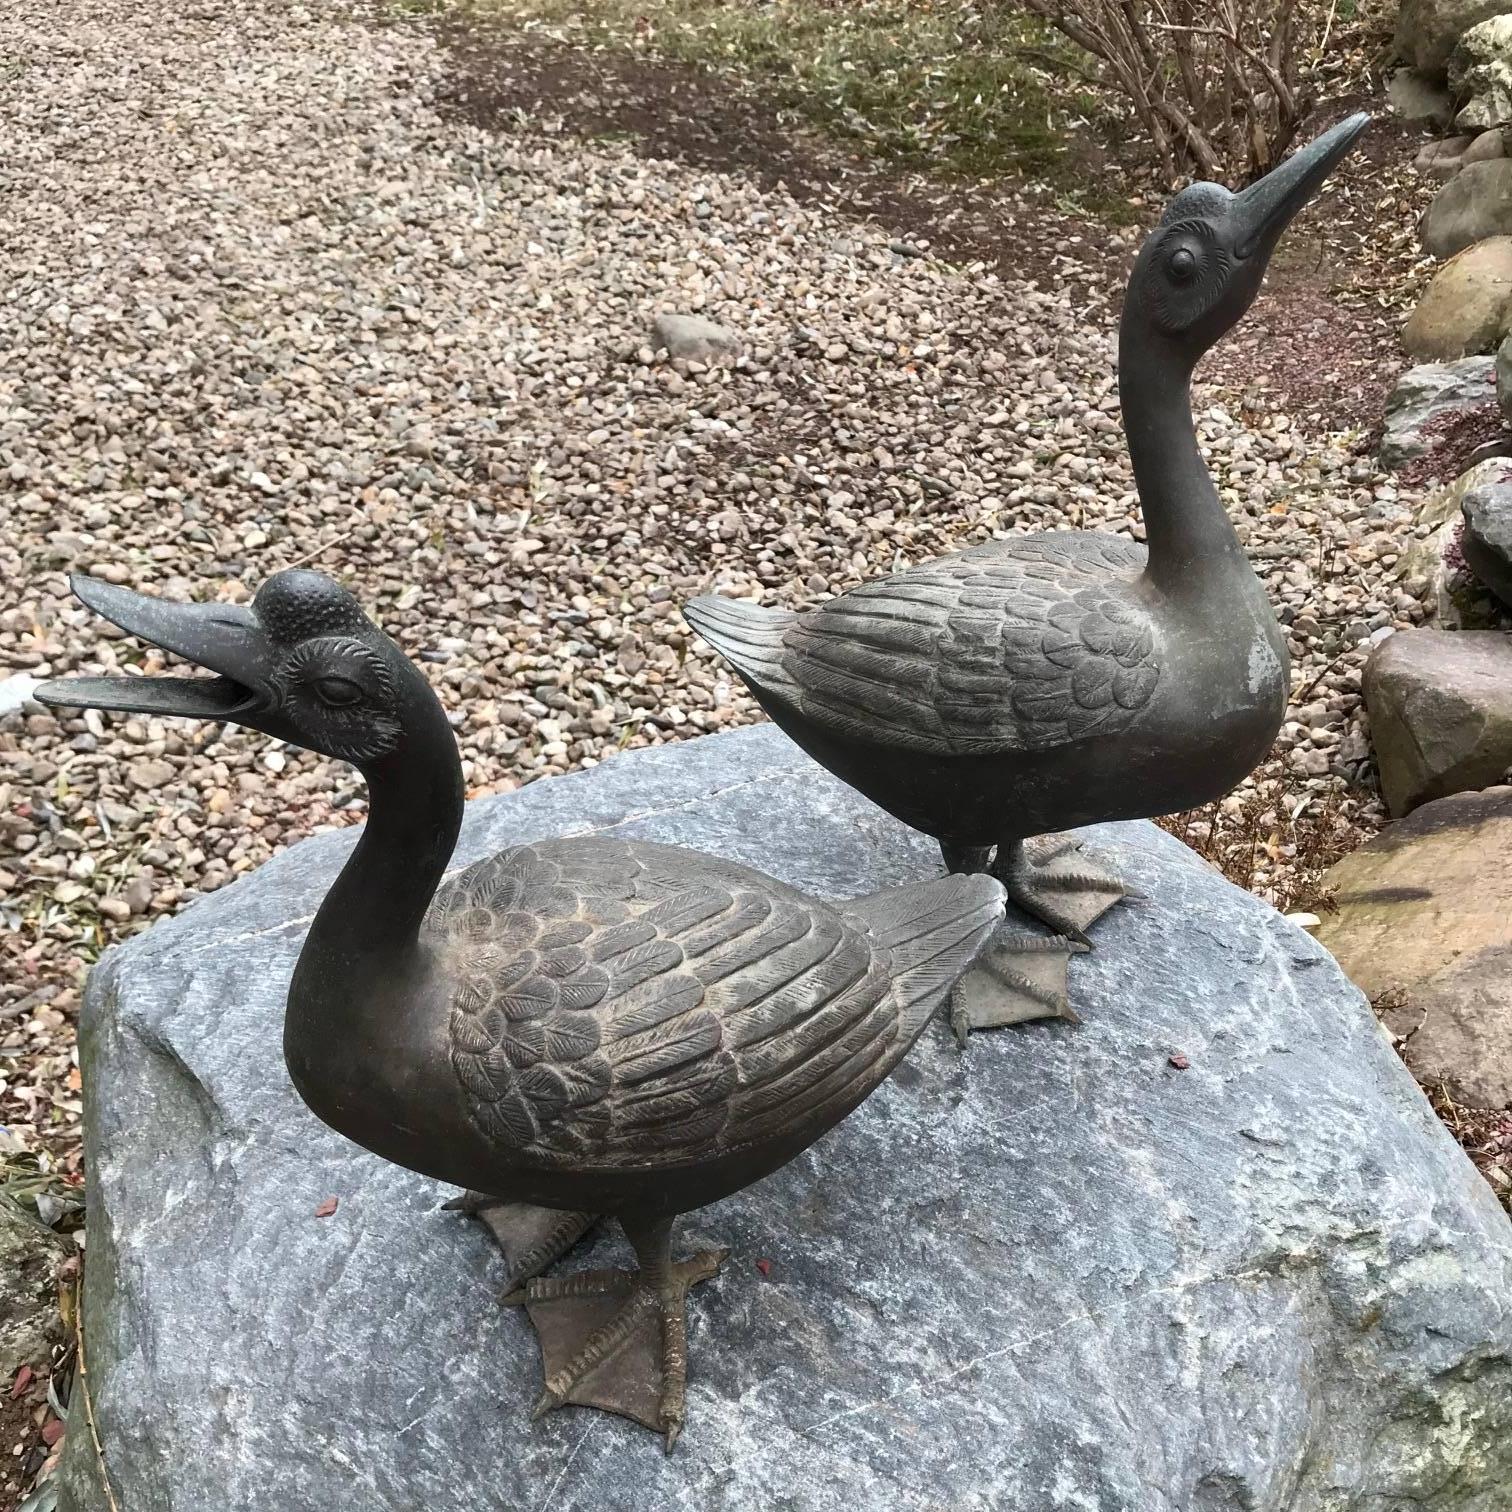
[314,674,363,707]
[1145,219,1229,334]
[277,636,401,762]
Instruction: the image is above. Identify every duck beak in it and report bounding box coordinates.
[1231,111,1370,260]
[36,576,273,722]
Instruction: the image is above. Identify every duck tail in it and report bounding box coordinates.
[846,874,1006,1047]
[683,594,800,700]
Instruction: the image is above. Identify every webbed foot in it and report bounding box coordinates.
[948,929,1088,1041]
[993,834,1135,944]
[508,1217,726,1450]
[443,1193,597,1295]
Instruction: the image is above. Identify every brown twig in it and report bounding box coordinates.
[75,1270,122,1512]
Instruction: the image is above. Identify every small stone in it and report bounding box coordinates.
[1395,1,1482,82]
[1414,134,1476,177]
[649,313,741,362]
[1451,16,1512,131]
[126,759,175,792]
[1463,127,1508,164]
[1387,65,1453,123]
[0,1204,69,1383]
[1460,473,1512,606]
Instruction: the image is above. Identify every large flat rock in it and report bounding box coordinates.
[59,726,1512,1511]
[1316,786,1512,1110]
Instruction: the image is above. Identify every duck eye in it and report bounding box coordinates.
[1168,247,1198,282]
[313,675,362,707]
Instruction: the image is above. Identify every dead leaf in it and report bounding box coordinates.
[314,1197,339,1218]
[11,1365,33,1400]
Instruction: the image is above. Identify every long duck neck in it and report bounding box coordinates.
[1118,314,1248,597]
[286,686,463,1054]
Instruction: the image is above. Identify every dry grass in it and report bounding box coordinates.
[1425,1086,1512,1216]
[1155,776,1366,916]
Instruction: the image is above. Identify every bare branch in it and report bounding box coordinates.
[1010,0,1321,184]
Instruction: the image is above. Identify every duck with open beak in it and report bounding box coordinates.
[38,567,1007,1450]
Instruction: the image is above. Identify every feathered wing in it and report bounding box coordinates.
[430,839,1000,1169]
[686,533,1160,755]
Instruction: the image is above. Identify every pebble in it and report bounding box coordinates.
[0,0,1402,1167]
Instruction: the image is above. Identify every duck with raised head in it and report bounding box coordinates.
[37,568,1005,1449]
[685,113,1369,1037]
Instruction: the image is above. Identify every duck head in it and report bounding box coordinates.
[36,569,430,769]
[1123,112,1369,364]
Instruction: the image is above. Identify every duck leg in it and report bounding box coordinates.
[940,840,993,875]
[509,1214,728,1451]
[948,930,1088,1039]
[992,835,1133,944]
[442,1193,597,1294]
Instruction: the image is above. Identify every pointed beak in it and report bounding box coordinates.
[1231,112,1370,260]
[35,576,274,722]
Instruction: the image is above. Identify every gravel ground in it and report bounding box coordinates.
[0,0,1422,1174]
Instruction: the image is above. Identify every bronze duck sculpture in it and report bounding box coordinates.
[38,568,1005,1449]
[685,113,1369,1036]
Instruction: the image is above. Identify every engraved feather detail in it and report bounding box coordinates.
[722,531,1160,754]
[426,837,992,1169]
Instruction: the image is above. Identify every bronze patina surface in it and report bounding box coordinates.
[686,114,1370,1032]
[38,568,1003,1448]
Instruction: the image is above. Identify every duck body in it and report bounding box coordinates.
[286,834,995,1219]
[686,529,1286,850]
[686,115,1370,980]
[38,566,1005,1446]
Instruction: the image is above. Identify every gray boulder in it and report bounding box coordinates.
[1398,457,1512,628]
[1401,235,1512,358]
[1379,355,1497,466]
[1497,326,1512,418]
[1422,157,1512,256]
[1462,470,1512,604]
[1398,0,1511,80]
[1365,627,1512,813]
[1415,131,1479,175]
[1452,14,1512,130]
[1463,124,1510,161]
[649,312,741,362]
[1389,65,1456,124]
[56,726,1512,1511]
